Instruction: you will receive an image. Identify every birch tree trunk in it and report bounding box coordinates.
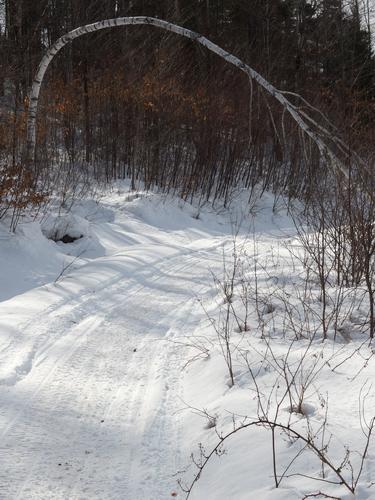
[26,16,351,181]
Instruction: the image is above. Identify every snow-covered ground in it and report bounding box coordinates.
[0,183,374,499]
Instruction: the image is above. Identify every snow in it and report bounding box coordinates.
[0,221,65,302]
[0,182,374,499]
[42,213,90,242]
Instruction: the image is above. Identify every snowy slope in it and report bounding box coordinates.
[0,184,374,500]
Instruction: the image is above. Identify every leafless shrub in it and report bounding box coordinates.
[164,335,213,370]
[180,375,374,499]
[183,221,375,498]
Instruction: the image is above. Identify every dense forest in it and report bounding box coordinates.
[0,0,374,218]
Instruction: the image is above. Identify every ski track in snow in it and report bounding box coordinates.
[0,216,229,500]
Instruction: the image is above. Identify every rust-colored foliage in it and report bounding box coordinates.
[0,164,47,212]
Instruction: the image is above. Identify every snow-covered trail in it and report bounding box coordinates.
[0,191,238,500]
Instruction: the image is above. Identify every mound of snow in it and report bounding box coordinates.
[0,221,65,302]
[42,214,90,243]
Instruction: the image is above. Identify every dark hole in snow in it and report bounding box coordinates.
[59,233,83,244]
[42,214,89,244]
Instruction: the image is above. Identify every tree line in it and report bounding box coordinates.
[0,0,374,217]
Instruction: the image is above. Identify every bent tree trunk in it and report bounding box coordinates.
[26,16,350,181]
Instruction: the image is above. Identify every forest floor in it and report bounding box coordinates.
[0,182,374,499]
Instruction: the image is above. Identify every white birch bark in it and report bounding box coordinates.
[26,16,350,181]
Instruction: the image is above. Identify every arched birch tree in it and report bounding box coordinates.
[26,16,361,184]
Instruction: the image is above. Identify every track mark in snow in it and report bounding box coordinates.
[0,241,221,389]
[0,316,101,441]
[0,235,221,500]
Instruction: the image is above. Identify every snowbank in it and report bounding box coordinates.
[0,221,65,302]
[41,213,90,242]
